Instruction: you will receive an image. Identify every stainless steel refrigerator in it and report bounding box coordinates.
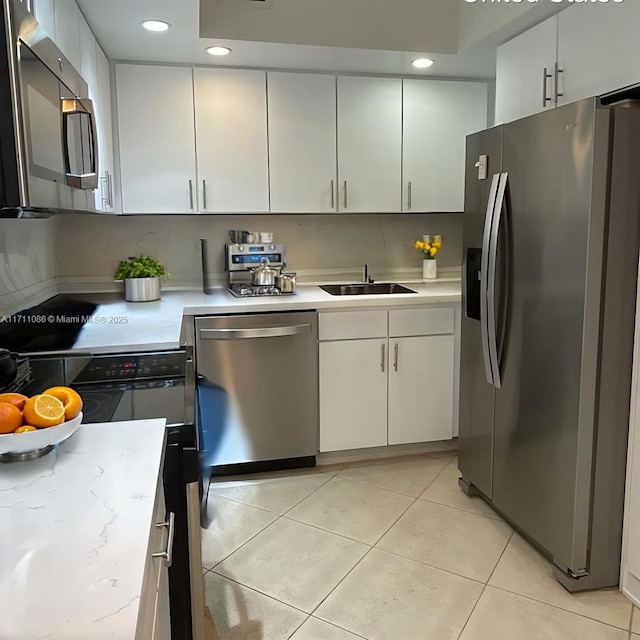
[459,97,640,591]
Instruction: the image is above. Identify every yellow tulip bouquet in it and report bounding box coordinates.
[415,235,443,260]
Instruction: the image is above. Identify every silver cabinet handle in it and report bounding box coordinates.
[542,67,552,107]
[100,175,108,210]
[152,511,175,567]
[394,343,399,372]
[199,325,312,340]
[188,180,194,210]
[109,171,114,207]
[407,182,412,210]
[202,179,207,210]
[380,343,386,372]
[343,181,348,209]
[330,180,335,209]
[554,62,564,103]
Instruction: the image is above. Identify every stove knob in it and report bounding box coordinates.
[239,245,244,251]
[270,245,275,251]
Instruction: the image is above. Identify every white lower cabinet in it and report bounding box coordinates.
[319,339,388,452]
[319,307,457,453]
[137,481,171,640]
[388,335,454,445]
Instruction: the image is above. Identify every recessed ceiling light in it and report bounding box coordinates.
[412,58,434,69]
[142,20,171,32]
[206,46,232,56]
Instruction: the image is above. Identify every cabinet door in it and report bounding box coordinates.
[558,3,640,106]
[153,560,171,640]
[96,46,115,212]
[319,339,388,452]
[495,15,558,125]
[337,76,402,212]
[116,65,197,214]
[388,335,454,445]
[268,72,337,213]
[403,80,487,212]
[53,0,80,71]
[32,0,56,40]
[194,68,269,213]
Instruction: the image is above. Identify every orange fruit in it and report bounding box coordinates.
[43,386,83,420]
[14,425,37,433]
[0,392,28,411]
[0,402,23,434]
[22,394,65,429]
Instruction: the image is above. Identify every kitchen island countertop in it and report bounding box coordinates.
[72,280,461,353]
[0,419,166,640]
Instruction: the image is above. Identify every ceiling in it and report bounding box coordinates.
[76,0,561,80]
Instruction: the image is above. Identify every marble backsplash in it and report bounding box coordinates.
[54,213,463,291]
[0,218,58,316]
[0,213,463,314]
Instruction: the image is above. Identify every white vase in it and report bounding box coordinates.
[423,259,437,281]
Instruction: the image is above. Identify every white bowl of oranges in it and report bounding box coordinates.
[0,387,83,457]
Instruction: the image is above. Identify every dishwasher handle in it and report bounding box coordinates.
[199,324,312,340]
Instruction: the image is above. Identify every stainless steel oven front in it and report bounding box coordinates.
[1,0,98,213]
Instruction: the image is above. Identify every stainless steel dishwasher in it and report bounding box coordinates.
[195,311,318,473]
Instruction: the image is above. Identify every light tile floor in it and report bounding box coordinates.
[202,453,638,640]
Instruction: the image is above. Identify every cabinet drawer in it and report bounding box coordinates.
[319,310,387,341]
[389,307,454,337]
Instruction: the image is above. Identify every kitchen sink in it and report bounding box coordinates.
[319,283,417,296]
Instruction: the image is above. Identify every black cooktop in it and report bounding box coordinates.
[0,295,97,353]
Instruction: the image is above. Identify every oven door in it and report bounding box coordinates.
[75,379,187,426]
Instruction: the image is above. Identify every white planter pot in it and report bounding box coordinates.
[423,259,438,281]
[124,277,161,302]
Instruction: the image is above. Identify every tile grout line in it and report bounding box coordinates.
[487,583,639,635]
[209,472,339,572]
[285,614,310,640]
[209,470,335,517]
[279,473,336,517]
[209,568,311,615]
[307,479,428,620]
[417,494,504,521]
[454,530,515,640]
[208,515,282,572]
[335,465,451,498]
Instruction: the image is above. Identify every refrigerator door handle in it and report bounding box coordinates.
[487,172,509,389]
[480,173,501,386]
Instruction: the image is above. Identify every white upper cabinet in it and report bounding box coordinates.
[495,15,558,125]
[337,76,402,213]
[32,0,56,40]
[117,65,197,214]
[77,12,97,93]
[96,46,115,212]
[194,68,269,213]
[268,72,337,213]
[557,3,640,106]
[53,0,81,72]
[403,80,487,212]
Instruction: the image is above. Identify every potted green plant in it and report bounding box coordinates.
[114,255,168,302]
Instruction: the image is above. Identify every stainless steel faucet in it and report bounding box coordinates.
[363,264,375,284]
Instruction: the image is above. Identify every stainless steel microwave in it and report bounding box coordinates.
[0,0,99,217]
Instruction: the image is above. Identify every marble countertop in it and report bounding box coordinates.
[72,280,461,354]
[0,419,167,640]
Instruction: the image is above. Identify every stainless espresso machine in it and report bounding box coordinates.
[225,243,296,298]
